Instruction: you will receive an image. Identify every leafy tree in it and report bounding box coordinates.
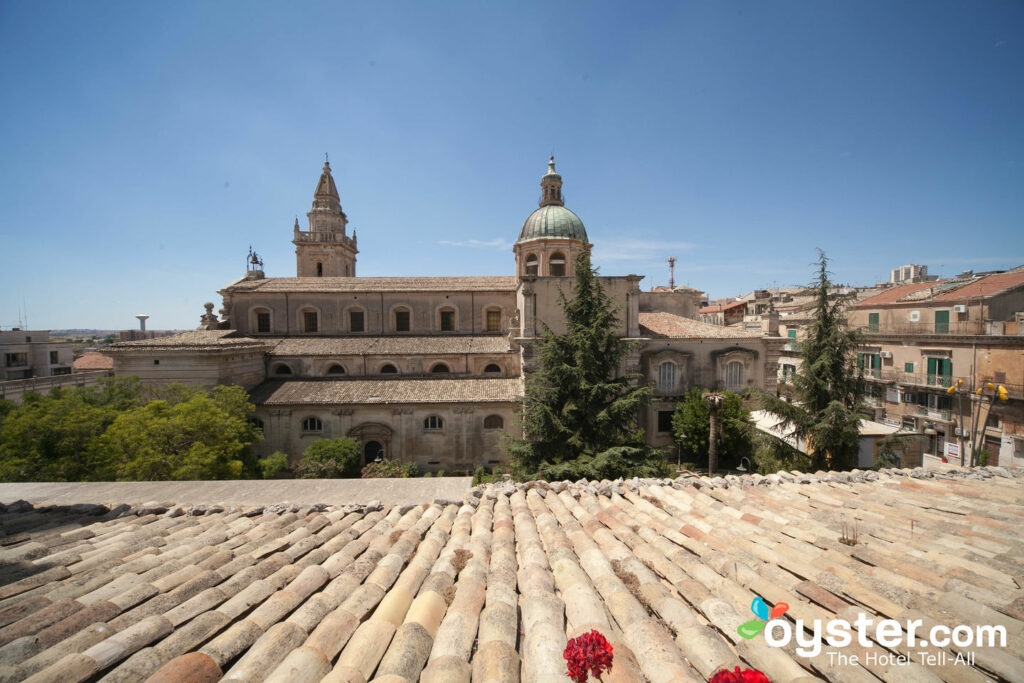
[259,451,293,478]
[99,385,261,480]
[757,251,866,470]
[506,251,661,479]
[295,437,362,478]
[671,388,753,471]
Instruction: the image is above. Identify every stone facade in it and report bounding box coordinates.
[105,157,782,470]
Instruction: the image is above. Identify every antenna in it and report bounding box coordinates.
[667,257,677,289]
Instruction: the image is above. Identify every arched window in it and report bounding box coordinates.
[301,308,318,333]
[380,364,398,374]
[484,363,501,374]
[302,417,323,432]
[439,307,455,332]
[549,252,566,277]
[525,254,539,276]
[483,415,503,429]
[658,362,676,392]
[316,262,323,277]
[725,361,744,390]
[424,415,443,430]
[394,307,411,332]
[326,364,346,375]
[273,363,293,376]
[431,363,450,373]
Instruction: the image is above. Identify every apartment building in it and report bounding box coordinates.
[849,270,1024,467]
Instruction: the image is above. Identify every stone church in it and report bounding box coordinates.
[106,158,782,470]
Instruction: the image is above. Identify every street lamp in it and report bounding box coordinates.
[968,382,1010,466]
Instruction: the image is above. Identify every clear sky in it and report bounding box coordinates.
[1,1,1021,330]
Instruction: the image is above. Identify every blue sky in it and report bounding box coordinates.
[1,1,1021,330]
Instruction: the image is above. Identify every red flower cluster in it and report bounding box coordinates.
[710,666,771,682]
[563,630,614,682]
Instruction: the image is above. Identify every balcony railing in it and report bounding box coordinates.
[915,405,952,422]
[861,321,1023,336]
[293,231,356,247]
[864,369,968,389]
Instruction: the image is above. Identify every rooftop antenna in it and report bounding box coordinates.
[667,256,677,289]
[135,314,149,332]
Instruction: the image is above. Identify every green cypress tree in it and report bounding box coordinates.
[506,251,662,480]
[758,250,866,470]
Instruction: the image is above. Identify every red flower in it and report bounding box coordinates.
[563,630,614,682]
[710,666,771,683]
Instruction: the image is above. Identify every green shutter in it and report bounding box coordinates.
[905,362,914,373]
[788,329,796,339]
[935,310,949,334]
[927,357,937,375]
[868,312,879,333]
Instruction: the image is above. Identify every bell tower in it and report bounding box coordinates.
[293,158,358,277]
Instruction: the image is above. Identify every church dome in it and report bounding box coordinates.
[516,156,588,244]
[517,204,588,243]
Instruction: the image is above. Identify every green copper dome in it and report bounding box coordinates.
[517,204,588,243]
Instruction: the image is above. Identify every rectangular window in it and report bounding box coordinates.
[934,310,949,334]
[5,353,27,368]
[395,310,410,332]
[52,367,71,376]
[787,329,797,339]
[49,351,59,364]
[868,312,879,333]
[303,311,318,333]
[440,310,455,331]
[657,411,673,433]
[486,310,501,332]
[926,357,952,386]
[349,310,364,332]
[902,417,916,430]
[257,312,271,333]
[905,362,914,373]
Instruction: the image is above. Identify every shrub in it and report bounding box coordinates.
[296,438,361,478]
[361,458,417,478]
[259,451,292,479]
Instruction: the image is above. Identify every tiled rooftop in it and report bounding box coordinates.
[70,353,113,371]
[640,312,763,339]
[852,271,1024,309]
[104,331,269,353]
[223,276,518,293]
[0,466,1020,682]
[267,336,513,357]
[250,377,522,405]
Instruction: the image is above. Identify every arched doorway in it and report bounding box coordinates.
[364,440,383,463]
[348,422,394,465]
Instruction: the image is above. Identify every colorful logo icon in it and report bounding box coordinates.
[738,596,789,639]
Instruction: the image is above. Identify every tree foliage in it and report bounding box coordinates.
[671,388,753,470]
[295,437,362,478]
[757,251,866,470]
[506,251,663,479]
[361,458,419,478]
[0,378,262,482]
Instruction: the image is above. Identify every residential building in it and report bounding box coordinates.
[890,264,937,284]
[698,299,746,326]
[849,271,1024,467]
[0,330,72,381]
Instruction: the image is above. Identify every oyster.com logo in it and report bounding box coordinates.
[738,596,789,639]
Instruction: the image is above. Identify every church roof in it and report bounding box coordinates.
[314,160,339,200]
[223,276,517,294]
[103,330,269,353]
[250,377,521,405]
[516,205,588,244]
[639,312,763,339]
[266,336,514,356]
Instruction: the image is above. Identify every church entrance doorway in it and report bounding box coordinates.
[364,440,383,464]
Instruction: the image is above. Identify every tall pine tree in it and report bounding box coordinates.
[506,251,662,480]
[759,251,866,470]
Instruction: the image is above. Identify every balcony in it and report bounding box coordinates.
[861,321,1023,337]
[915,405,952,422]
[865,369,968,389]
[293,231,356,248]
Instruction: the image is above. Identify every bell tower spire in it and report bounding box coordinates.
[293,157,358,277]
[539,155,564,207]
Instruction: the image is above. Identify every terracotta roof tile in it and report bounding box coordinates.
[639,311,762,339]
[930,270,1024,301]
[103,331,268,353]
[223,276,517,294]
[71,353,113,371]
[249,377,522,405]
[266,336,513,357]
[1,467,1022,682]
